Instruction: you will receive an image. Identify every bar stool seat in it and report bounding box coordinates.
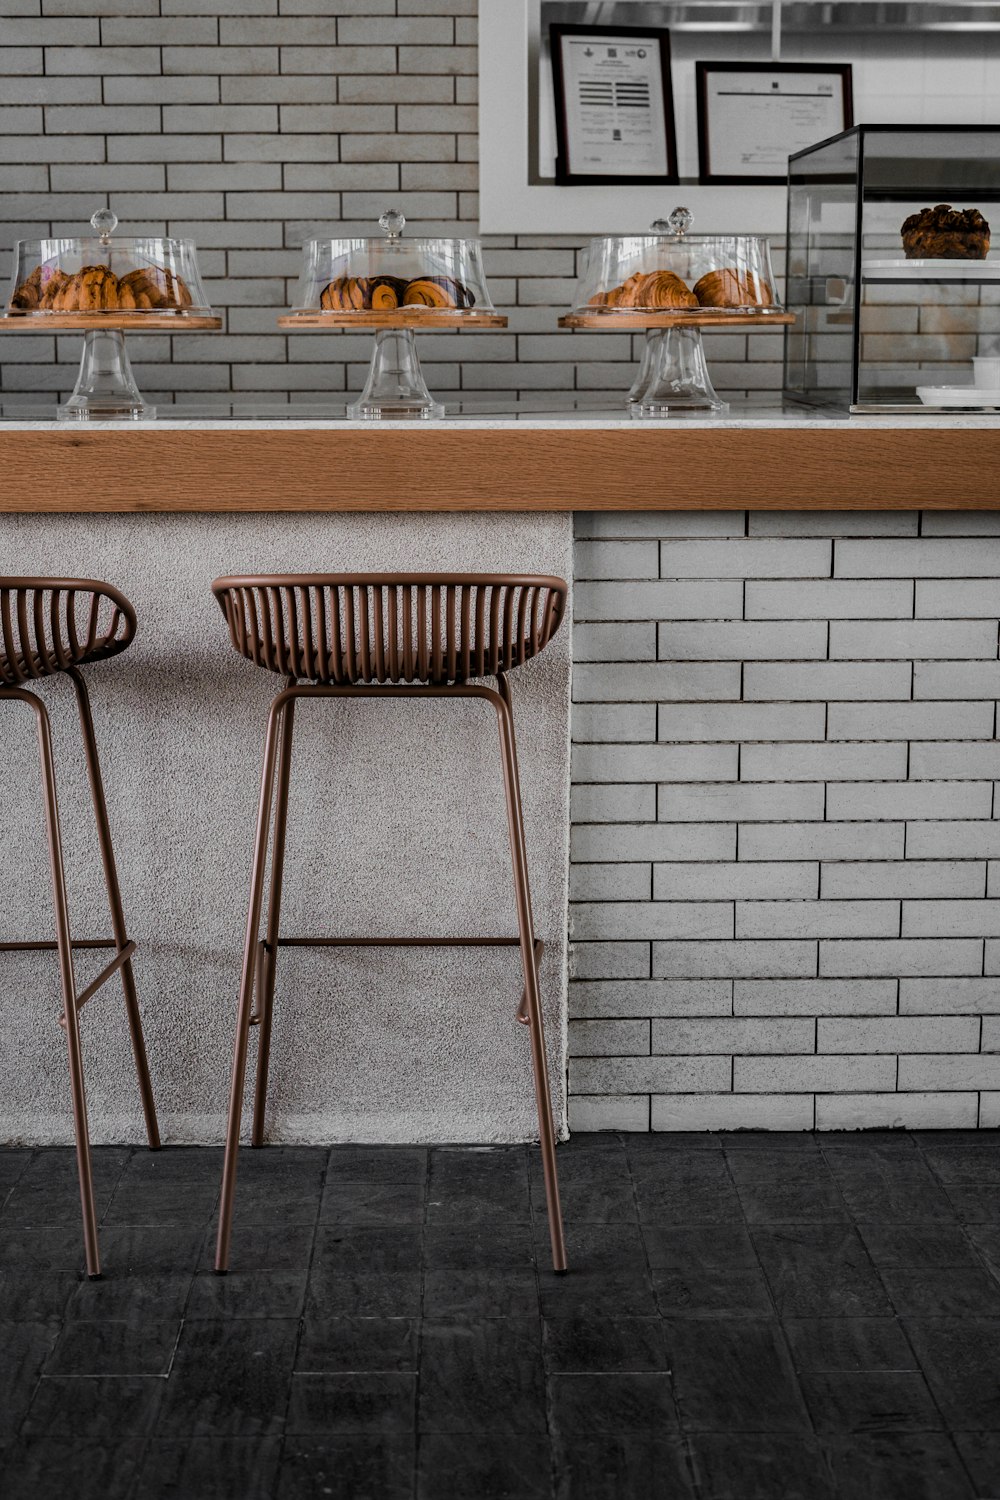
[0,578,160,1277]
[212,573,568,1273]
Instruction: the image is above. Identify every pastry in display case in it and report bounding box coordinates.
[0,209,220,419]
[279,210,507,419]
[784,126,1000,412]
[559,208,792,415]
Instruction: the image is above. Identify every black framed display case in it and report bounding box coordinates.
[783,124,1000,413]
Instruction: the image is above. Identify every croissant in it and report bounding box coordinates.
[117,270,160,310]
[402,275,473,309]
[53,266,120,313]
[615,270,697,310]
[695,268,774,309]
[588,288,621,308]
[118,266,193,310]
[38,267,71,310]
[9,264,42,311]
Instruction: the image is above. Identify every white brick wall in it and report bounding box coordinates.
[569,510,1000,1133]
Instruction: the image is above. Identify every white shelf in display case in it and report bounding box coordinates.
[917,385,1000,408]
[862,258,1000,281]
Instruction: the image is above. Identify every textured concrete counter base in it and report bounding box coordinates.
[0,512,572,1147]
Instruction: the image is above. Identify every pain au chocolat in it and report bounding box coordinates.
[318,273,474,312]
[320,275,409,311]
[694,268,775,308]
[401,275,474,309]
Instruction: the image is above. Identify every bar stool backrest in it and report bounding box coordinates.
[212,573,568,684]
[0,578,136,687]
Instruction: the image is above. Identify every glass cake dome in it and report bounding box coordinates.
[570,207,779,316]
[290,209,496,316]
[6,210,213,318]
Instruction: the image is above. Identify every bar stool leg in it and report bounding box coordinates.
[252,692,296,1147]
[494,674,567,1274]
[215,692,287,1273]
[69,668,160,1151]
[27,692,101,1277]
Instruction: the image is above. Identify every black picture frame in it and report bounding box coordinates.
[696,61,854,185]
[550,22,678,187]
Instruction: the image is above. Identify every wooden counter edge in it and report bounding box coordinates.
[0,424,998,511]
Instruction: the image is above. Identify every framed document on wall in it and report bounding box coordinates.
[550,23,678,186]
[697,62,853,185]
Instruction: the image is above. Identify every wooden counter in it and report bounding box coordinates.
[1,412,998,512]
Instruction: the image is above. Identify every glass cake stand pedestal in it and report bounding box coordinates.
[558,309,794,416]
[0,312,222,420]
[277,308,507,420]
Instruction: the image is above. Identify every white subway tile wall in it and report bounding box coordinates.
[0,0,789,406]
[570,512,1000,1133]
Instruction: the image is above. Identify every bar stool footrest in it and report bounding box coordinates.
[0,938,140,1027]
[249,934,543,1027]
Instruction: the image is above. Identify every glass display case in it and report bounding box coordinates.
[560,207,791,414]
[784,126,1000,412]
[0,209,220,419]
[280,210,507,419]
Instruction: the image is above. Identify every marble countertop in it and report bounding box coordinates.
[1,398,999,432]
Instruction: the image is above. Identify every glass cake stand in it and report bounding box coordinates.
[559,208,793,415]
[0,210,221,421]
[278,211,507,420]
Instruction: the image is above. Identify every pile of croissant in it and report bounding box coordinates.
[10,263,193,313]
[319,274,474,312]
[590,267,773,310]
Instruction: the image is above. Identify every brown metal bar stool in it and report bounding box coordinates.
[212,572,568,1275]
[0,578,160,1278]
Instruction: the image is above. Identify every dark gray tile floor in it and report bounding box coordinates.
[2,1131,1000,1498]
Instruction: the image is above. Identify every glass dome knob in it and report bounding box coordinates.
[667,206,693,237]
[91,208,118,240]
[379,209,406,239]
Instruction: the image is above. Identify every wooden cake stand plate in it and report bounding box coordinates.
[559,311,794,330]
[278,311,507,330]
[0,314,222,331]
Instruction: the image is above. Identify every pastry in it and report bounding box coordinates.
[119,266,193,310]
[901,204,990,260]
[9,264,42,311]
[320,275,407,311]
[52,266,120,313]
[588,288,621,307]
[38,267,71,309]
[9,263,71,311]
[612,270,697,309]
[402,275,474,309]
[695,268,774,308]
[630,270,698,309]
[368,276,407,309]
